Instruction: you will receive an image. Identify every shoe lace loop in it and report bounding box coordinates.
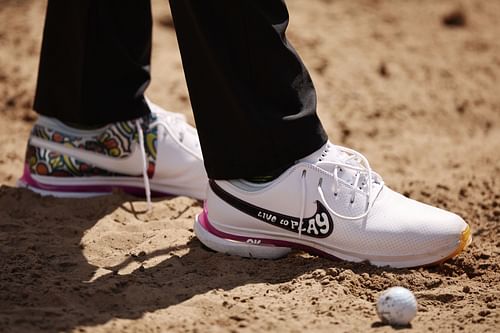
[322,145,382,220]
[297,145,384,228]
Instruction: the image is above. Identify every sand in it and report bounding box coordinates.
[0,0,499,332]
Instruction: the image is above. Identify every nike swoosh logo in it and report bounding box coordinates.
[30,136,144,175]
[209,180,334,238]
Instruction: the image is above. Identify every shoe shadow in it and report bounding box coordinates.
[0,185,457,332]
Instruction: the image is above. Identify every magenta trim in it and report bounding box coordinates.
[19,164,168,197]
[199,204,340,260]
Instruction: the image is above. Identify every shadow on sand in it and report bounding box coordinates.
[0,185,430,332]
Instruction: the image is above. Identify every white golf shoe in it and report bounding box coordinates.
[195,142,471,268]
[18,100,207,202]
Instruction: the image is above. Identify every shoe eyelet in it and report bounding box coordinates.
[334,192,338,197]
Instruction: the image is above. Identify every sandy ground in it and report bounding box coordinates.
[1,0,499,332]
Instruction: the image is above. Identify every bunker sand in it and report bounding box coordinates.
[0,1,499,332]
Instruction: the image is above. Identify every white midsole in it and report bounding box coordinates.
[17,179,112,198]
[194,216,292,259]
[19,175,206,200]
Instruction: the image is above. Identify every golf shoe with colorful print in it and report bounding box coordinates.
[17,101,207,201]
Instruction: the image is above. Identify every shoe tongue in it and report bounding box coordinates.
[298,142,345,164]
[298,142,364,186]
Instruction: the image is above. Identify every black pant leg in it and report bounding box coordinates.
[169,0,328,179]
[34,0,152,126]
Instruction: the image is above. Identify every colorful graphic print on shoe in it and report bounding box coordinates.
[26,114,158,178]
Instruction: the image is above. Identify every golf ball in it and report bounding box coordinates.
[376,286,417,326]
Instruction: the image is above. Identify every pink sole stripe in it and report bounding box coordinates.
[19,164,168,197]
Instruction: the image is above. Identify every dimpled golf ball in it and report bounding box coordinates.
[377,286,417,326]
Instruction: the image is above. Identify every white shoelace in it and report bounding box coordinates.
[135,119,152,212]
[297,145,384,237]
[134,111,193,212]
